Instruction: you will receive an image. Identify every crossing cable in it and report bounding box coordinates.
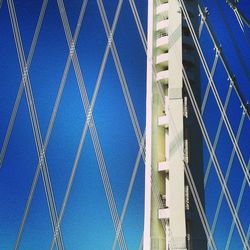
[97,0,143,150]
[225,158,250,249]
[50,1,127,249]
[214,0,250,84]
[52,0,127,248]
[198,7,208,37]
[181,0,250,187]
[197,4,250,119]
[106,0,166,236]
[56,0,164,249]
[99,0,168,234]
[55,1,127,249]
[182,59,249,249]
[7,1,64,249]
[201,50,219,115]
[203,83,233,186]
[181,0,250,246]
[210,110,245,237]
[14,1,87,249]
[0,0,48,167]
[50,0,165,248]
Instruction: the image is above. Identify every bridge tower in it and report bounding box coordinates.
[144,0,206,249]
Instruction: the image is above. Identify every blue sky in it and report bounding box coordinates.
[0,0,249,249]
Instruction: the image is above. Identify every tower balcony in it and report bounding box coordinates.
[158,160,170,172]
[158,113,169,127]
[156,70,169,84]
[156,19,169,32]
[156,3,169,16]
[156,36,169,50]
[158,208,170,219]
[156,53,169,68]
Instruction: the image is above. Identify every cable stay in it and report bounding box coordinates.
[98,2,170,245]
[50,1,128,249]
[176,1,250,248]
[98,0,143,147]
[213,0,250,84]
[14,1,87,249]
[1,0,249,249]
[225,158,250,250]
[226,0,250,29]
[0,0,48,168]
[98,0,167,245]
[198,4,250,119]
[201,50,219,115]
[182,1,250,189]
[210,111,245,238]
[7,0,64,249]
[182,63,249,250]
[226,0,250,47]
[203,84,233,186]
[129,0,147,53]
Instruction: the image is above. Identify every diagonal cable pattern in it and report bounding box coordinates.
[129,0,147,53]
[203,83,233,186]
[210,110,246,237]
[99,0,171,236]
[181,1,249,246]
[7,0,64,249]
[197,3,250,119]
[225,158,250,250]
[50,0,127,249]
[214,0,250,84]
[97,0,143,151]
[0,0,48,168]
[182,62,249,249]
[226,0,250,47]
[0,0,248,248]
[201,50,219,115]
[14,1,88,248]
[181,0,250,188]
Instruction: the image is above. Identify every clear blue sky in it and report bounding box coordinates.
[0,0,249,249]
